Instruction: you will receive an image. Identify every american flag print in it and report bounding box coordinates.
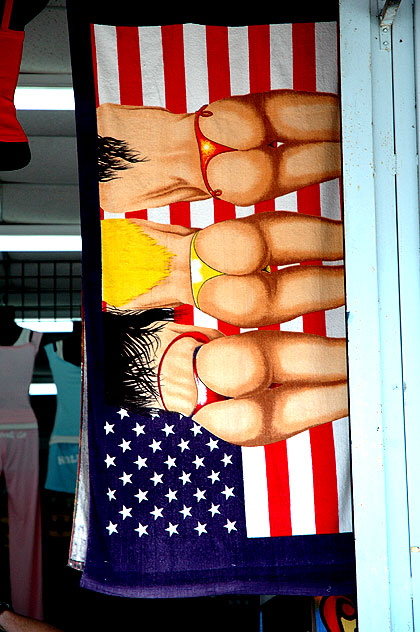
[101,407,245,543]
[67,9,357,598]
[90,21,352,540]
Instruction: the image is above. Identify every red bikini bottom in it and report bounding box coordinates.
[157,332,227,416]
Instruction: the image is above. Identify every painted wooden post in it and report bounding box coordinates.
[339,0,418,629]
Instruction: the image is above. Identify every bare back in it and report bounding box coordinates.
[97,90,340,212]
[97,104,210,212]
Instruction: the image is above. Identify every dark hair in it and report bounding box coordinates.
[97,135,148,182]
[102,308,173,414]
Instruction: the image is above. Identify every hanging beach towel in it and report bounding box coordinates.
[66,2,356,598]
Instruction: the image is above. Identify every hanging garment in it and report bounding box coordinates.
[0,329,43,619]
[44,342,81,494]
[0,329,42,428]
[0,0,49,170]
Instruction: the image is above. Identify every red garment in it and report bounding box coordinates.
[194,105,238,198]
[157,332,227,415]
[0,28,28,142]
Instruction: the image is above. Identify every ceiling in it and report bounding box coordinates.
[0,0,81,320]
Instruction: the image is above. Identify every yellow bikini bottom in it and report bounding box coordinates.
[190,231,271,310]
[190,232,224,309]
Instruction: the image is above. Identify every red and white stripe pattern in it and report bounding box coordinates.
[91,22,352,537]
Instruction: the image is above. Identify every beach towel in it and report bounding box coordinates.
[66,2,355,598]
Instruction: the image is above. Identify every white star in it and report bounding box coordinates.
[117,408,129,419]
[193,488,206,502]
[165,488,178,503]
[106,521,118,535]
[150,472,164,486]
[133,455,147,470]
[165,522,179,536]
[207,470,220,484]
[134,523,148,537]
[221,485,235,500]
[134,489,148,503]
[119,472,133,486]
[224,519,237,533]
[190,423,202,436]
[192,455,205,469]
[104,421,114,434]
[119,505,132,520]
[149,439,162,453]
[221,453,233,467]
[194,522,207,535]
[161,423,175,436]
[106,488,116,501]
[149,410,160,419]
[150,506,164,520]
[104,454,116,468]
[179,471,191,485]
[179,505,192,519]
[206,438,219,451]
[118,438,131,452]
[132,423,145,436]
[208,503,221,517]
[178,438,190,452]
[164,455,177,469]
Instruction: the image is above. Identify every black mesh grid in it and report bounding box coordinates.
[0,255,82,320]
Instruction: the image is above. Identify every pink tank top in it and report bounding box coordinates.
[0,330,42,427]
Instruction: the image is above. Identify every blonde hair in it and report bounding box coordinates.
[101,219,173,307]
